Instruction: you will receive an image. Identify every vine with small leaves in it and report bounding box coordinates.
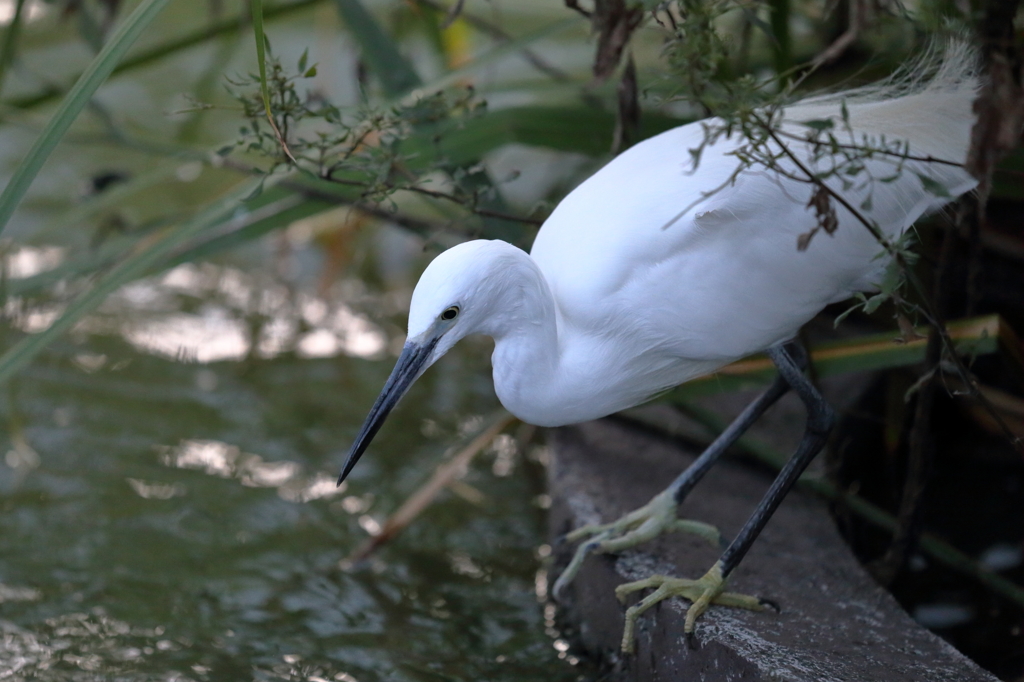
[225,52,535,226]
[649,0,1021,451]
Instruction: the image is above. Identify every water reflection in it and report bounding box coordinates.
[5,250,391,364]
[0,610,177,680]
[3,245,65,278]
[0,0,48,24]
[1,234,582,679]
[0,583,41,603]
[117,264,389,363]
[126,477,186,500]
[159,439,345,504]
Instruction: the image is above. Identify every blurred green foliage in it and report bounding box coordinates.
[0,0,1002,385]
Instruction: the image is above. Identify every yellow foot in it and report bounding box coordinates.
[552,489,722,599]
[615,562,768,653]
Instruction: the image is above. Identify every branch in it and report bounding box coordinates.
[773,127,966,168]
[752,113,1023,455]
[320,172,543,226]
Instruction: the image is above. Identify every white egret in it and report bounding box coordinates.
[339,42,979,651]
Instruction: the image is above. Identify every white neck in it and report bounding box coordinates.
[430,241,681,427]
[480,251,566,426]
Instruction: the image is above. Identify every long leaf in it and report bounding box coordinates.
[0,0,171,238]
[167,193,332,266]
[0,179,263,386]
[400,105,685,168]
[333,0,421,97]
[8,183,331,298]
[250,0,273,116]
[7,217,181,298]
[669,315,1011,400]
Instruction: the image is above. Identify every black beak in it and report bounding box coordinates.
[338,338,438,485]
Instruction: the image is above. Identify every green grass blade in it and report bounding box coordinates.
[8,184,329,298]
[167,193,332,265]
[250,0,273,116]
[400,105,685,168]
[0,0,171,238]
[6,216,180,298]
[0,178,263,386]
[669,315,1007,400]
[769,0,791,74]
[333,0,421,97]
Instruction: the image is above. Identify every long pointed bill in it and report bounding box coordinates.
[338,337,439,485]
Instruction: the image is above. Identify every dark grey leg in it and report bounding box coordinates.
[554,342,820,608]
[718,343,837,577]
[611,342,836,650]
[669,341,807,506]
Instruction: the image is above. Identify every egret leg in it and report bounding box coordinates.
[615,344,836,651]
[552,343,804,599]
[669,341,806,506]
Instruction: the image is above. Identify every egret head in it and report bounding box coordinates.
[337,240,524,484]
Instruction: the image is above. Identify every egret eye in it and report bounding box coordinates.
[440,306,460,321]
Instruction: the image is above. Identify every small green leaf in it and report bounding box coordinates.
[244,177,266,201]
[915,172,952,198]
[801,118,834,131]
[304,65,318,78]
[862,292,887,315]
[833,302,860,327]
[298,47,308,72]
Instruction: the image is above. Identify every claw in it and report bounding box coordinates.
[552,489,721,601]
[552,532,611,599]
[615,562,768,653]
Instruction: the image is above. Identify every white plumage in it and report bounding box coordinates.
[402,44,978,428]
[340,42,979,480]
[338,43,982,646]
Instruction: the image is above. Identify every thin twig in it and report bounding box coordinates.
[321,173,543,225]
[753,113,1023,454]
[813,0,869,66]
[265,113,298,164]
[773,128,966,168]
[438,0,465,29]
[868,216,956,585]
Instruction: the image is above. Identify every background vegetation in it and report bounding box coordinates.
[0,0,1020,680]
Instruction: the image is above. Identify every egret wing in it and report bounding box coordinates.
[531,114,973,361]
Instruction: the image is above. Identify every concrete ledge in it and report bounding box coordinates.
[548,418,998,682]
